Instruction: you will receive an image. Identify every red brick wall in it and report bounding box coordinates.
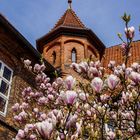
[42,35,100,76]
[43,43,61,68]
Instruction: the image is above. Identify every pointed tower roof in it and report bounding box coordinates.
[36,1,106,58]
[52,8,86,30]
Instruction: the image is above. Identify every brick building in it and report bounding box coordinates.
[36,0,105,76]
[0,0,140,139]
[0,14,55,139]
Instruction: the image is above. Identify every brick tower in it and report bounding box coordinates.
[36,0,106,76]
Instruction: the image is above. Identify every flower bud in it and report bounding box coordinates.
[107,74,119,90]
[91,77,103,93]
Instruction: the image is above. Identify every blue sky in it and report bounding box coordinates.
[0,0,140,48]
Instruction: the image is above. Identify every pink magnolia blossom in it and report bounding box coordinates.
[60,90,77,106]
[34,92,43,98]
[121,43,127,49]
[56,77,63,85]
[14,115,22,122]
[30,134,37,140]
[34,64,45,73]
[47,94,54,101]
[76,120,82,135]
[131,62,139,70]
[79,62,89,73]
[107,131,116,140]
[47,112,57,126]
[125,68,133,78]
[20,102,29,110]
[64,90,77,105]
[130,71,140,84]
[107,74,119,90]
[12,16,140,140]
[79,92,86,101]
[22,87,32,97]
[36,120,53,139]
[100,94,109,102]
[88,67,99,78]
[24,124,35,133]
[87,110,92,116]
[33,108,39,113]
[125,26,135,39]
[12,103,20,112]
[71,63,81,73]
[94,60,101,68]
[128,128,134,134]
[16,129,25,139]
[40,113,47,121]
[19,111,28,120]
[108,61,115,69]
[38,97,48,105]
[65,76,76,90]
[91,77,103,93]
[121,43,128,55]
[40,83,47,90]
[66,114,78,129]
[24,59,31,66]
[34,64,46,73]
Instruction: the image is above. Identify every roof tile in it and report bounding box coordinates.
[102,41,140,69]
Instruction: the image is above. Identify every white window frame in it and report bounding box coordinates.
[0,60,13,117]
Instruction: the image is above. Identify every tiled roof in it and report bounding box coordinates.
[102,40,140,68]
[52,9,86,30]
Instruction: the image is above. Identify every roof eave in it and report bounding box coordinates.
[0,14,55,72]
[36,26,106,58]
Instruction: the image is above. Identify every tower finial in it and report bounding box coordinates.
[68,0,72,9]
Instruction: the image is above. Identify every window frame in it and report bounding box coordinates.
[71,48,77,63]
[0,60,13,117]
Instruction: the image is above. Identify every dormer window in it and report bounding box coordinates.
[0,61,13,116]
[71,48,77,63]
[52,51,56,64]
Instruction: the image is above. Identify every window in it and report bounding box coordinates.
[52,51,56,64]
[71,48,77,63]
[89,55,92,60]
[0,61,13,116]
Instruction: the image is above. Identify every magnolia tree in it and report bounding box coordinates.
[12,14,140,140]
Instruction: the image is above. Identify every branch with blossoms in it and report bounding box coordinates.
[12,13,140,140]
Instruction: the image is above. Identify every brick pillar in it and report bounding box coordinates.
[84,44,88,59]
[60,39,64,71]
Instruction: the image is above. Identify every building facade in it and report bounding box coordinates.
[36,4,105,76]
[0,14,55,139]
[0,1,140,139]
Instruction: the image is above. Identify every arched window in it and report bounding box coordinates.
[71,48,77,63]
[52,51,56,64]
[89,55,92,60]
